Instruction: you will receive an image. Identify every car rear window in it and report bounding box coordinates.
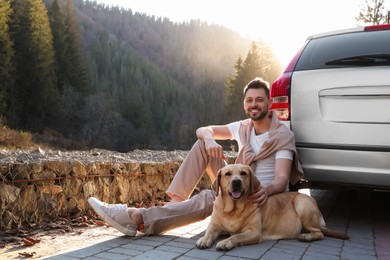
[295,30,390,71]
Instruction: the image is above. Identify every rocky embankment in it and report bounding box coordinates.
[0,148,236,230]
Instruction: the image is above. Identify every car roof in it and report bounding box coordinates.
[307,26,364,40]
[307,24,390,40]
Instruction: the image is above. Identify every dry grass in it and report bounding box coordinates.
[0,119,85,150]
[0,123,38,150]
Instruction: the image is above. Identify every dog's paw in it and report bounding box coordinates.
[299,231,324,242]
[298,233,312,242]
[215,239,235,251]
[196,237,213,249]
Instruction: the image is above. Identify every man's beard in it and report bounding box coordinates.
[246,109,268,121]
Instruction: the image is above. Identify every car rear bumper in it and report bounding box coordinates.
[297,146,390,190]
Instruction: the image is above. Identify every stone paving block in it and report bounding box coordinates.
[189,233,203,242]
[342,244,376,256]
[184,248,224,259]
[131,249,181,259]
[120,243,154,252]
[93,251,131,260]
[306,243,341,256]
[261,250,302,260]
[165,240,198,249]
[187,232,205,240]
[176,256,205,260]
[130,237,167,247]
[277,239,310,248]
[347,226,374,236]
[172,232,200,239]
[302,249,341,260]
[107,246,144,256]
[346,234,375,246]
[340,251,378,260]
[312,237,344,246]
[343,239,376,250]
[219,256,253,260]
[273,242,307,255]
[301,254,339,260]
[156,244,192,254]
[43,255,80,260]
[59,244,112,258]
[348,226,374,236]
[141,235,176,243]
[224,242,274,259]
[99,236,135,247]
[172,237,199,244]
[310,240,343,250]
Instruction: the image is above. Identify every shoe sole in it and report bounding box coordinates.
[88,197,136,236]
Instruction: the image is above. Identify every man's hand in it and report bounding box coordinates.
[204,138,226,160]
[248,184,268,206]
[248,158,292,206]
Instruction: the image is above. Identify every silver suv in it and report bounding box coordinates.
[270,24,390,190]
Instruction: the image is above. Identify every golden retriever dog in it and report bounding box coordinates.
[196,164,349,251]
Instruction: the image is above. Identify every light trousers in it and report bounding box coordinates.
[142,140,227,235]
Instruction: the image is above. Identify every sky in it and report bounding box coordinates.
[96,0,388,66]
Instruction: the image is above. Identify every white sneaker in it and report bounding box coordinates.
[88,197,138,236]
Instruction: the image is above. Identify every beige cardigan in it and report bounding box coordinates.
[234,112,304,185]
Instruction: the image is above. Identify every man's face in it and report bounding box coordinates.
[243,88,271,121]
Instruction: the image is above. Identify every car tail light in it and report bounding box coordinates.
[270,72,291,120]
[364,24,390,31]
[270,43,307,121]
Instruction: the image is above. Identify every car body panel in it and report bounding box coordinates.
[298,148,390,189]
[291,67,390,148]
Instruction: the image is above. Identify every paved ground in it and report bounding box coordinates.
[3,189,390,259]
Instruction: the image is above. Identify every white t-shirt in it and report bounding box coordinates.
[227,121,293,187]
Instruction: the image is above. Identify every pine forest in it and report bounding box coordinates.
[0,0,284,151]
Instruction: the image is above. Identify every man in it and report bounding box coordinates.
[88,77,303,236]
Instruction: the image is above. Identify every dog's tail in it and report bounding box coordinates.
[321,227,349,240]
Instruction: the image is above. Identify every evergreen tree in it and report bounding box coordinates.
[241,42,265,84]
[224,56,246,122]
[224,43,268,122]
[0,0,14,116]
[11,0,58,131]
[64,0,90,95]
[48,0,67,89]
[48,0,89,137]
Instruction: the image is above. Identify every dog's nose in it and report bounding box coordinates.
[232,179,241,190]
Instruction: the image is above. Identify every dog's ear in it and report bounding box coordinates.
[248,165,260,194]
[212,168,222,196]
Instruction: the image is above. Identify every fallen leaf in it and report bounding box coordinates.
[22,237,40,247]
[19,251,36,258]
[95,220,106,226]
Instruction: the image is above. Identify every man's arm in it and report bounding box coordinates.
[196,125,232,159]
[249,158,292,205]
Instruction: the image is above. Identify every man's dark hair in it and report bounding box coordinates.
[243,77,270,99]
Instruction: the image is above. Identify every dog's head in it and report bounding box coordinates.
[212,164,260,212]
